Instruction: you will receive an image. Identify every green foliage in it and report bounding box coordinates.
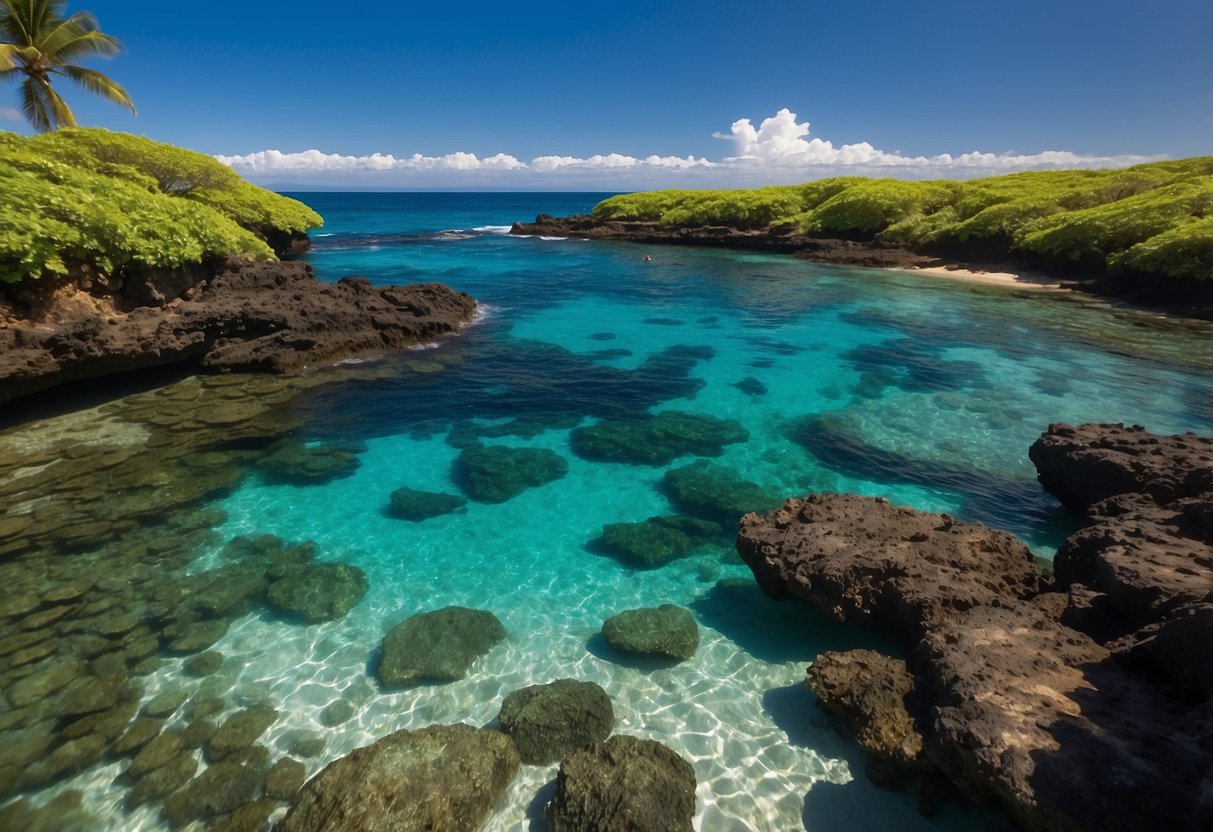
[0,128,322,283]
[592,156,1213,281]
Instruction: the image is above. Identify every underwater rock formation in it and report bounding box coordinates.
[601,605,699,662]
[570,411,748,465]
[265,563,368,623]
[662,461,783,526]
[594,515,722,569]
[453,444,569,504]
[386,487,468,521]
[497,679,614,765]
[546,735,697,832]
[277,724,520,832]
[378,606,505,687]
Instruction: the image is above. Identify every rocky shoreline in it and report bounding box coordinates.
[511,215,1213,319]
[0,257,477,409]
[739,423,1213,831]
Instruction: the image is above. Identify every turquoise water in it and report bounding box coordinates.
[83,194,1213,829]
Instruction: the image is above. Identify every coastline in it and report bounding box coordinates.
[510,214,1213,321]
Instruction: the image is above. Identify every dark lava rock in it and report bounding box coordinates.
[265,562,368,623]
[1053,492,1212,628]
[601,605,699,662]
[276,724,520,832]
[255,439,363,486]
[1115,603,1213,704]
[915,604,1210,832]
[0,258,477,406]
[454,444,569,504]
[570,411,748,466]
[736,494,1042,645]
[378,606,505,687]
[546,735,696,832]
[497,679,614,765]
[805,650,931,781]
[387,486,468,521]
[662,461,784,525]
[1029,422,1213,512]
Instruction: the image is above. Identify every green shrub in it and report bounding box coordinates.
[1110,217,1213,280]
[588,156,1213,282]
[0,129,321,283]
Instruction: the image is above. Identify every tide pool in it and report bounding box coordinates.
[7,193,1211,831]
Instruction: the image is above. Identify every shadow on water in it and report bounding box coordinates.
[689,580,895,665]
[525,778,557,832]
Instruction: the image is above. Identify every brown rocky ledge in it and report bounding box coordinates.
[739,423,1213,832]
[0,258,477,407]
[512,215,1213,319]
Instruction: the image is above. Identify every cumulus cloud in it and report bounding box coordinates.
[0,107,21,123]
[715,108,1157,173]
[217,108,1161,187]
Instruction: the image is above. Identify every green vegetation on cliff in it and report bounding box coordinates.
[0,128,322,283]
[593,158,1213,281]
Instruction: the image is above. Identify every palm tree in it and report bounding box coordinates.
[0,0,135,132]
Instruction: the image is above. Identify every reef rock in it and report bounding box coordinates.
[737,493,1042,644]
[0,258,477,406]
[595,515,721,569]
[277,724,520,832]
[546,735,696,832]
[454,444,569,503]
[601,605,699,662]
[570,411,748,465]
[497,679,614,765]
[387,487,468,521]
[378,606,505,687]
[662,461,783,525]
[254,439,362,486]
[265,562,368,623]
[1029,422,1213,512]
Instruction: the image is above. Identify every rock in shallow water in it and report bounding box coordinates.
[736,493,1043,644]
[662,461,783,525]
[453,444,568,503]
[497,679,614,765]
[387,486,468,521]
[595,515,720,569]
[277,724,520,832]
[255,439,363,486]
[601,605,699,662]
[570,411,748,466]
[378,606,505,687]
[265,562,368,623]
[546,735,696,832]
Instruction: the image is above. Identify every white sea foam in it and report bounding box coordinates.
[473,225,514,234]
[539,235,569,241]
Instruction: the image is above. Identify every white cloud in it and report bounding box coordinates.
[216,108,1162,188]
[0,107,21,123]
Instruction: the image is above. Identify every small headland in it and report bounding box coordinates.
[512,158,1213,319]
[0,129,476,409]
[737,422,1213,830]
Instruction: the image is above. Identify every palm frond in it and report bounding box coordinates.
[61,64,133,113]
[42,74,73,127]
[46,27,121,62]
[19,75,51,131]
[0,42,19,71]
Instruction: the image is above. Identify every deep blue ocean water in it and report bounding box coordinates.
[106,194,1213,830]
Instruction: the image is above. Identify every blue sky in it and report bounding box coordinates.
[4,0,1211,188]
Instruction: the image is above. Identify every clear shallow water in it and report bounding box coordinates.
[23,194,1213,831]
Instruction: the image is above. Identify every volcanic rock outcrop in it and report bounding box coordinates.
[739,423,1213,832]
[0,257,477,406]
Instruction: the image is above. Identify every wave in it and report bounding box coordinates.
[539,235,569,241]
[472,225,513,235]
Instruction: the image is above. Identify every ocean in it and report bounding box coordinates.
[5,192,1211,831]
